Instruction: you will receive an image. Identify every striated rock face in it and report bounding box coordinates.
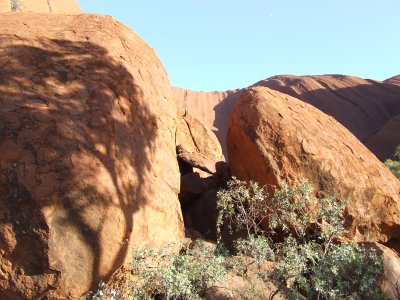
[0,13,184,299]
[227,87,400,244]
[174,87,240,158]
[174,75,400,161]
[255,75,400,145]
[0,0,82,13]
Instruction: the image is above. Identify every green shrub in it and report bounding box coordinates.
[385,145,400,179]
[130,242,226,300]
[82,282,122,300]
[216,177,386,300]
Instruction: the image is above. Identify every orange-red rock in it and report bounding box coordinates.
[255,75,400,145]
[364,243,400,299]
[174,87,240,158]
[174,75,400,161]
[0,13,183,299]
[176,110,224,173]
[0,0,82,13]
[227,87,400,243]
[366,115,400,161]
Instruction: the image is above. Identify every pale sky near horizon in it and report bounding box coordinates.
[79,1,400,91]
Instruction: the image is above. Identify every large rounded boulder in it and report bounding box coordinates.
[0,13,184,299]
[227,87,400,244]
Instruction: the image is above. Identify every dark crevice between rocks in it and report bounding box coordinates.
[385,238,400,255]
[176,148,230,242]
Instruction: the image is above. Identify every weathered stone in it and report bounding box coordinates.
[174,75,400,161]
[227,87,400,243]
[364,242,400,299]
[0,0,82,13]
[0,13,184,299]
[176,110,224,173]
[177,145,218,174]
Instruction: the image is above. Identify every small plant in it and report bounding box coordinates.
[10,0,23,11]
[81,282,122,300]
[130,241,227,299]
[385,145,400,179]
[216,177,386,299]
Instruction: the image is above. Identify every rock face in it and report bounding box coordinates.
[176,111,224,173]
[174,75,400,161]
[174,88,240,158]
[385,75,400,86]
[366,115,400,161]
[254,75,400,146]
[364,243,400,299]
[0,0,82,13]
[227,87,400,243]
[0,13,184,299]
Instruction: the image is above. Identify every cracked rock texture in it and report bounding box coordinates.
[227,87,400,244]
[0,13,184,299]
[0,0,82,13]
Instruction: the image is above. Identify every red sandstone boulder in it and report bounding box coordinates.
[0,13,184,299]
[176,110,224,173]
[255,75,400,147]
[227,87,400,244]
[174,88,240,158]
[174,75,400,161]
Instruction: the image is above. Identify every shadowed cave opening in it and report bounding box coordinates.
[176,151,230,242]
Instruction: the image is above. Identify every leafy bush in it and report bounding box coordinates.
[82,282,122,300]
[130,241,226,300]
[216,177,386,299]
[385,145,400,179]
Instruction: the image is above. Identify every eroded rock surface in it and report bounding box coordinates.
[0,13,183,299]
[367,115,400,161]
[0,0,82,13]
[255,75,400,146]
[227,87,400,243]
[174,88,240,158]
[174,75,400,161]
[364,243,400,299]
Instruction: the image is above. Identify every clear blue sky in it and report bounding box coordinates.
[80,1,400,91]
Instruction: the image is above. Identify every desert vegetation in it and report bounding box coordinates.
[84,178,387,300]
[385,145,400,179]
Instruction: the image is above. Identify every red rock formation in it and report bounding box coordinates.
[385,75,400,86]
[174,75,400,161]
[173,87,240,158]
[0,13,183,299]
[364,243,400,299]
[176,110,224,173]
[367,115,400,161]
[0,0,82,13]
[227,87,400,244]
[256,75,400,146]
